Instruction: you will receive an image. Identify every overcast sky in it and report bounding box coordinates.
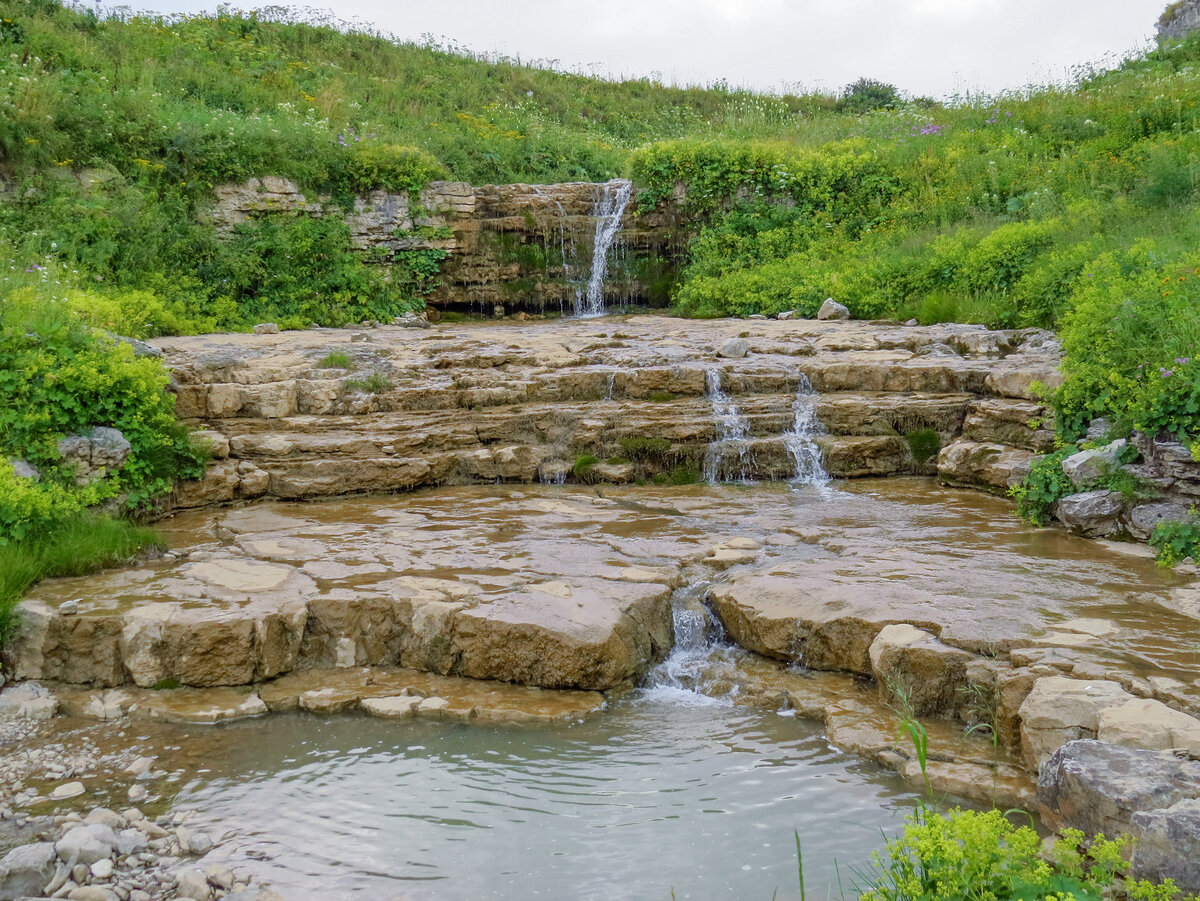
[131,0,1169,99]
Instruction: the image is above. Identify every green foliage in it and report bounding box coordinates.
[905,429,942,465]
[0,294,205,538]
[859,809,1129,901]
[572,453,600,479]
[1128,877,1200,901]
[837,78,901,114]
[618,437,673,460]
[0,512,163,646]
[317,351,354,369]
[1010,447,1078,526]
[1149,515,1200,566]
[343,372,391,394]
[651,464,702,485]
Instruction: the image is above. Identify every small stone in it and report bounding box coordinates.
[904,318,919,326]
[1085,417,1113,442]
[205,863,235,890]
[1061,440,1126,488]
[176,826,214,856]
[717,337,749,359]
[10,458,40,480]
[747,314,768,320]
[59,599,81,616]
[776,310,797,321]
[252,323,279,335]
[67,887,119,901]
[72,863,91,883]
[56,824,119,866]
[125,758,154,777]
[130,891,151,901]
[175,867,211,900]
[417,697,451,715]
[85,809,125,831]
[91,858,114,879]
[51,782,86,801]
[817,298,850,321]
[127,786,149,804]
[361,696,420,719]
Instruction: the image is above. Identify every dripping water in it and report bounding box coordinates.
[639,580,732,706]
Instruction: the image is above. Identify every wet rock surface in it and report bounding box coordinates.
[153,316,1062,504]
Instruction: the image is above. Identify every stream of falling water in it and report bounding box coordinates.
[639,581,732,707]
[702,368,752,484]
[784,373,829,488]
[575,178,633,318]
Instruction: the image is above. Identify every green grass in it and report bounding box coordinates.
[0,513,164,645]
[317,351,355,369]
[343,372,391,393]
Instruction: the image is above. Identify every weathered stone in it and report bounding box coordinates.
[0,841,56,901]
[1097,698,1200,755]
[869,623,974,716]
[1085,417,1113,442]
[57,428,132,485]
[55,824,119,866]
[817,298,850,320]
[361,695,420,718]
[717,337,749,359]
[252,323,280,335]
[1125,501,1193,541]
[1038,739,1200,842]
[1130,799,1200,892]
[1018,677,1132,770]
[9,458,39,480]
[1061,441,1126,488]
[174,867,212,901]
[1053,490,1124,538]
[937,439,1035,492]
[0,681,59,719]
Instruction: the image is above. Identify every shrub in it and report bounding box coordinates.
[859,809,1128,901]
[1010,447,1078,525]
[905,429,941,464]
[1149,516,1200,566]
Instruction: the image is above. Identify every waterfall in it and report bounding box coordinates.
[575,179,632,318]
[783,374,828,487]
[639,581,730,706]
[702,369,752,484]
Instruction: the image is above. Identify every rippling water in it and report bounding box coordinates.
[178,697,921,900]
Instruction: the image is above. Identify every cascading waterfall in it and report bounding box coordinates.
[575,178,633,318]
[640,581,731,706]
[702,369,752,484]
[783,373,829,487]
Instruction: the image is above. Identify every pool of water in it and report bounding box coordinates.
[174,695,920,901]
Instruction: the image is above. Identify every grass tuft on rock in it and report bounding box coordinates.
[0,513,164,646]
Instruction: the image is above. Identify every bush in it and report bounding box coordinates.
[1010,447,1078,525]
[1149,516,1200,566]
[859,809,1128,901]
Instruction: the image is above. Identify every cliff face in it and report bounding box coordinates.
[207,177,677,316]
[1159,0,1200,40]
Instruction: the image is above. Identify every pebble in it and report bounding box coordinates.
[127,785,149,803]
[51,781,86,800]
[91,857,114,878]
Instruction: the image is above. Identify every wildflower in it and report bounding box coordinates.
[1176,357,1191,364]
[1161,368,1174,377]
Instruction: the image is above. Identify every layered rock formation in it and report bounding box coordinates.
[155,315,1061,506]
[206,177,674,314]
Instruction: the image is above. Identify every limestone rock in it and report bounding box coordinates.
[9,458,39,480]
[817,298,850,321]
[1125,501,1192,541]
[1038,739,1200,846]
[253,323,280,335]
[175,867,212,901]
[55,823,119,866]
[1061,440,1126,488]
[869,623,974,716]
[57,427,131,485]
[0,841,56,901]
[1097,698,1200,755]
[717,338,749,359]
[1053,490,1124,538]
[1018,677,1132,770]
[1130,799,1200,892]
[361,695,421,718]
[0,681,59,719]
[1085,417,1113,442]
[937,439,1035,492]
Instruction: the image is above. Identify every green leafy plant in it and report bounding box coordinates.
[1010,447,1078,525]
[905,429,942,465]
[1149,515,1200,566]
[317,351,355,369]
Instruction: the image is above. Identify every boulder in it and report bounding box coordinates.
[0,841,56,901]
[1125,501,1192,541]
[9,459,39,480]
[817,298,850,321]
[1018,676,1132,770]
[1038,740,1200,889]
[717,337,749,359]
[1060,440,1126,488]
[57,427,131,485]
[1085,418,1113,442]
[55,823,119,866]
[0,681,59,719]
[868,623,974,716]
[936,439,1036,492]
[1053,490,1124,538]
[1130,799,1200,892]
[253,323,280,335]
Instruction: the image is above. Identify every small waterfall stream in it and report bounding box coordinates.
[575,178,633,318]
[784,373,829,487]
[640,580,731,706]
[702,369,751,484]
